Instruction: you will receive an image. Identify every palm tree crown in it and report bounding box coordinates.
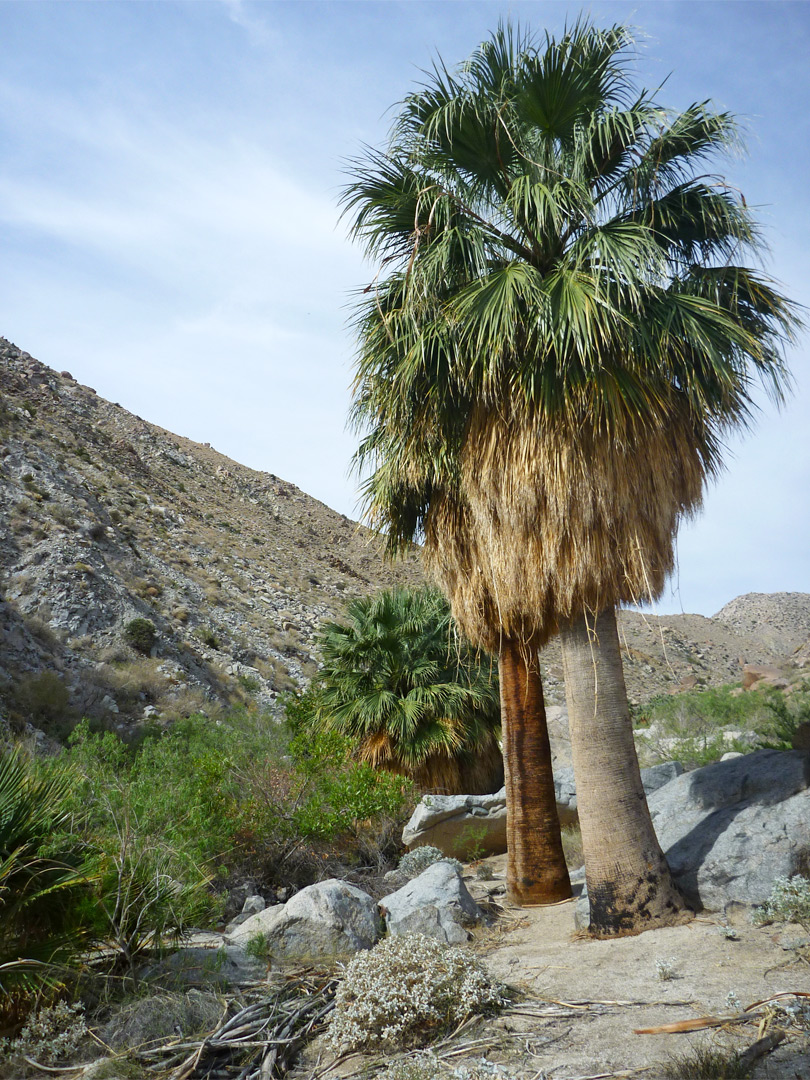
[343,19,799,647]
[313,587,503,794]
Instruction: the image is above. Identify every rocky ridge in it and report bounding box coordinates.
[0,338,419,738]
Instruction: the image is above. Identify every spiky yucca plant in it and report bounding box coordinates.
[313,587,503,795]
[342,21,799,929]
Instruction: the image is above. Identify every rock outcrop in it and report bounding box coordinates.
[226,879,381,961]
[402,791,508,859]
[379,861,482,944]
[648,749,810,912]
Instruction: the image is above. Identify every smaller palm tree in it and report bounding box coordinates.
[313,587,503,795]
[0,751,90,1021]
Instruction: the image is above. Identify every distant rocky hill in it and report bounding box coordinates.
[542,599,810,706]
[0,337,807,743]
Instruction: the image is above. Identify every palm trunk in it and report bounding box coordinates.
[560,606,693,936]
[499,637,571,905]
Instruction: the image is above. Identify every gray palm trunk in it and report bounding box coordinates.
[559,607,693,935]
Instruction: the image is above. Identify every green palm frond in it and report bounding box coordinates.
[311,588,501,791]
[342,17,800,578]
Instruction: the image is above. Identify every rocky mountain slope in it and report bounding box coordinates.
[0,338,420,741]
[541,593,810,706]
[0,337,807,741]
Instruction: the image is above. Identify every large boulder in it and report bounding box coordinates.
[402,790,508,858]
[379,861,482,944]
[647,749,810,912]
[226,879,381,962]
[555,760,684,827]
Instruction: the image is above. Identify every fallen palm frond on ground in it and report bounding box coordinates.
[112,970,339,1080]
[634,990,810,1034]
[635,991,810,1077]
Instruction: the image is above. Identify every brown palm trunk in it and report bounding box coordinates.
[560,606,693,936]
[499,637,571,905]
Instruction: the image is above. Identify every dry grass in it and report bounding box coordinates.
[426,406,706,651]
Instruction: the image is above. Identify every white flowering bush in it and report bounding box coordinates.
[329,934,504,1051]
[654,956,678,981]
[399,846,462,878]
[753,875,810,931]
[0,1001,87,1065]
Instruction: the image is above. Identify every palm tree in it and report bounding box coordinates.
[342,21,798,931]
[312,586,504,795]
[0,750,89,1020]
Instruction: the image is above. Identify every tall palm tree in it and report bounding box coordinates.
[313,586,504,795]
[342,21,799,932]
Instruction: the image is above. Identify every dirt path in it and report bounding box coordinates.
[314,857,810,1079]
[463,856,810,1079]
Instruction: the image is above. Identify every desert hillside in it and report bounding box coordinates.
[1,337,807,738]
[0,338,420,740]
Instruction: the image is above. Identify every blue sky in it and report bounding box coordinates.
[0,1,807,616]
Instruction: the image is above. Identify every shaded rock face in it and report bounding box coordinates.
[379,861,482,944]
[226,879,381,961]
[402,790,508,859]
[553,761,684,827]
[647,750,810,913]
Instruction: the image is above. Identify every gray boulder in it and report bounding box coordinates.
[554,761,684,826]
[379,861,482,944]
[647,749,810,913]
[226,879,381,961]
[402,790,507,858]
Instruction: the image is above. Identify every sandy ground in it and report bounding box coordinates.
[313,855,810,1080]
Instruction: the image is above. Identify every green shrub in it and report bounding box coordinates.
[124,618,156,655]
[64,710,412,893]
[633,684,770,768]
[759,686,810,751]
[12,671,73,739]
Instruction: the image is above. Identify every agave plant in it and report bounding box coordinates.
[313,587,503,795]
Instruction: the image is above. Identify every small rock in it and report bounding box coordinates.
[242,894,266,916]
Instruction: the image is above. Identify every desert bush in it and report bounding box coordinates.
[753,874,810,931]
[124,618,156,655]
[660,1042,750,1079]
[758,685,810,750]
[102,989,222,1050]
[329,934,504,1051]
[63,710,412,899]
[11,671,73,739]
[398,846,462,878]
[0,1000,87,1067]
[633,685,766,768]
